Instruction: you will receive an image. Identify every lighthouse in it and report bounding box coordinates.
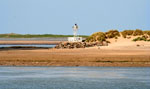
[68,23,82,42]
[72,24,78,37]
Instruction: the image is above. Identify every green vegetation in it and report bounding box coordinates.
[1,30,150,43]
[121,29,150,38]
[133,29,143,36]
[86,32,106,42]
[86,29,150,42]
[86,30,120,42]
[133,36,150,42]
[133,37,147,41]
[143,30,150,36]
[121,30,134,38]
[105,30,120,38]
[0,33,88,38]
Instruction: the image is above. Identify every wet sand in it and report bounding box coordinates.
[0,48,150,67]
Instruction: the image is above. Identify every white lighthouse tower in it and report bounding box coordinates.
[68,23,82,42]
[72,24,78,37]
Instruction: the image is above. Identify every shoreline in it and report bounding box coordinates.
[0,64,149,67]
[0,48,150,67]
[0,46,52,50]
[0,41,61,45]
[0,37,150,67]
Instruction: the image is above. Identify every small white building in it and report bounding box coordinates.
[68,37,82,42]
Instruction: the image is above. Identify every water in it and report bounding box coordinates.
[0,45,55,48]
[0,37,68,41]
[0,37,64,48]
[0,67,149,89]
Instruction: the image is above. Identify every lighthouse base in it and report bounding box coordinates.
[68,37,83,42]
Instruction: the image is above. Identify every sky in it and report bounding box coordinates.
[0,0,150,35]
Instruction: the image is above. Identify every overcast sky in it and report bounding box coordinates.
[0,0,149,35]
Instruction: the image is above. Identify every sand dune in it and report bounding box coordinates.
[100,36,150,50]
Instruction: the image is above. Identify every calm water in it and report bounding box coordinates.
[0,38,68,41]
[0,38,85,41]
[0,45,55,48]
[0,67,149,89]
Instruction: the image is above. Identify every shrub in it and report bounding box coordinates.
[115,36,118,39]
[121,30,134,38]
[133,29,143,36]
[147,39,150,41]
[132,36,147,41]
[86,32,106,42]
[106,40,111,43]
[105,30,120,38]
[86,36,94,42]
[143,30,150,36]
[121,32,126,38]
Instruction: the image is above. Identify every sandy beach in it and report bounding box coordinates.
[0,48,150,67]
[0,37,150,67]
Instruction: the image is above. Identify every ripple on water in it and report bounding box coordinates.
[0,67,150,89]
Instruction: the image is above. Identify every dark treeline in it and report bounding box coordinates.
[0,33,88,38]
[1,29,150,42]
